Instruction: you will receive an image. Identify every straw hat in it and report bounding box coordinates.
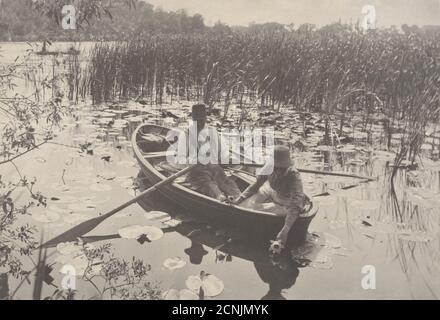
[191,104,207,120]
[273,145,292,168]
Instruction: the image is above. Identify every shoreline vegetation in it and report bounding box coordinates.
[80,25,440,168]
[1,0,440,300]
[0,0,206,42]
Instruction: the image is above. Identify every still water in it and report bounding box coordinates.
[1,42,440,300]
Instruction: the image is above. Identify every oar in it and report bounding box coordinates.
[41,164,197,248]
[228,149,377,181]
[232,164,376,182]
[295,169,376,181]
[229,167,375,198]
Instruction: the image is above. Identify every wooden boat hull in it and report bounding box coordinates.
[132,124,318,246]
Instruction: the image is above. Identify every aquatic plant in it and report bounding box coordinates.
[79,243,161,300]
[83,24,440,159]
[0,45,70,299]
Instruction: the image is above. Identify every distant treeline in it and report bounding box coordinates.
[1,0,439,43]
[0,0,208,41]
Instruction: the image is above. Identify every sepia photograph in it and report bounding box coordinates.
[1,0,440,304]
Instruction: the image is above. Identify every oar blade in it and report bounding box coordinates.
[40,215,107,248]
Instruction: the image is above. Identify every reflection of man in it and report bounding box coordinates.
[184,104,241,201]
[235,146,305,247]
[254,256,299,300]
[184,240,209,265]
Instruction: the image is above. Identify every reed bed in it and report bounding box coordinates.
[83,24,440,155]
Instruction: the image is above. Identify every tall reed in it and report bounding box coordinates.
[83,23,440,154]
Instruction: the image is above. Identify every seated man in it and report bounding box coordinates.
[185,104,241,201]
[234,146,305,247]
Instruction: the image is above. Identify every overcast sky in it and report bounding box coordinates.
[145,0,440,27]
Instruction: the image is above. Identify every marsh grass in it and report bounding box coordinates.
[83,24,440,161]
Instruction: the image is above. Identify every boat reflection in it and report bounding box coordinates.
[136,175,303,300]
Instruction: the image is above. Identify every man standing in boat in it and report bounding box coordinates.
[182,104,241,202]
[234,146,306,249]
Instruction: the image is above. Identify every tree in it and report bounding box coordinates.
[29,0,116,28]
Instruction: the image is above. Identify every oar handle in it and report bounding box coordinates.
[296,169,376,181]
[229,150,376,181]
[40,163,198,248]
[101,163,198,220]
[232,162,376,181]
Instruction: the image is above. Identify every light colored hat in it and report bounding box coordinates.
[192,104,207,120]
[273,145,292,168]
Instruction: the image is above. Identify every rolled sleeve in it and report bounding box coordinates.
[241,175,267,199]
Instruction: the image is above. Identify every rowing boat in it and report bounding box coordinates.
[132,123,318,246]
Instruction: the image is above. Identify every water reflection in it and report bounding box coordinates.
[3,42,440,299]
[184,241,209,265]
[137,179,304,300]
[19,102,440,299]
[255,258,299,300]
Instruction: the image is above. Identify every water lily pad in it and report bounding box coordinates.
[144,211,170,220]
[159,216,172,223]
[118,225,164,241]
[31,211,60,223]
[118,225,145,239]
[185,273,224,297]
[178,289,199,300]
[163,257,186,270]
[162,219,182,228]
[162,289,198,300]
[185,276,204,293]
